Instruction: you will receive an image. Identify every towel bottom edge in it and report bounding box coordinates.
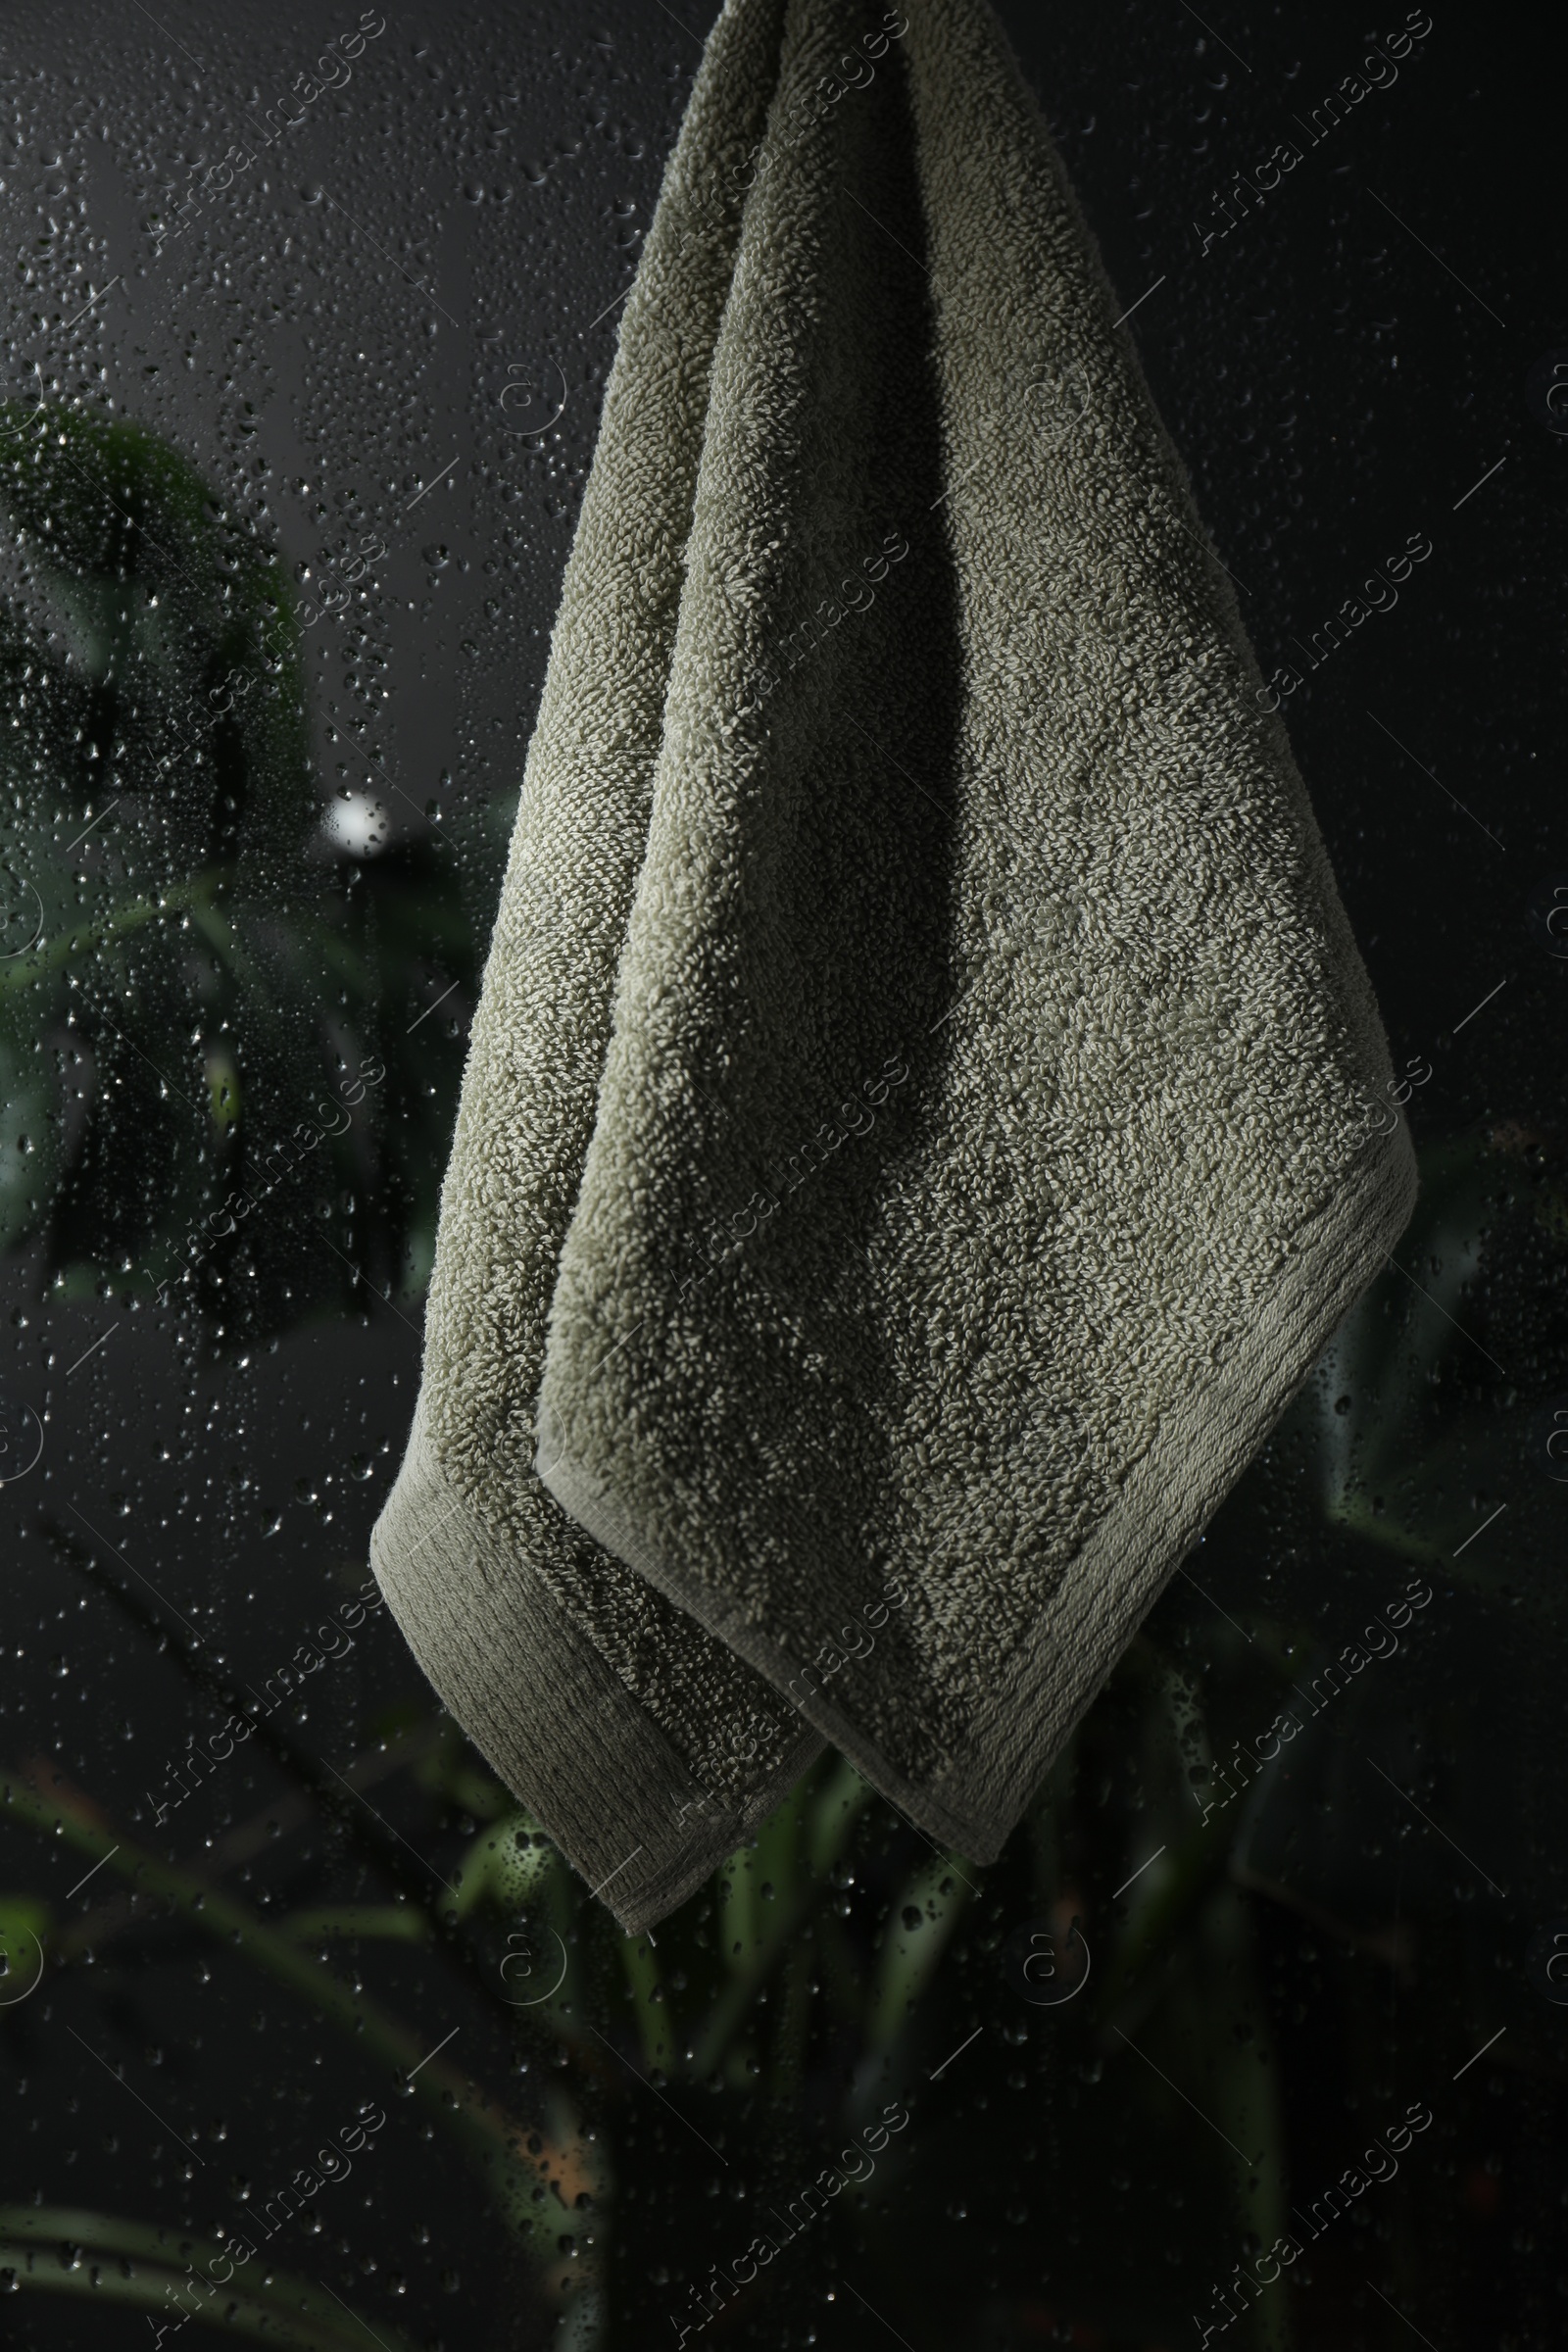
[537,1118,1423,1868]
[368,1398,823,1936]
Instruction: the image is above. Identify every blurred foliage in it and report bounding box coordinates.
[0,2203,421,2351]
[0,398,510,1340]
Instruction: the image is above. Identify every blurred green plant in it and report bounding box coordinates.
[0,2203,423,2351]
[0,398,507,1340]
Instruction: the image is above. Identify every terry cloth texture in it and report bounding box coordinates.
[370,0,1419,1936]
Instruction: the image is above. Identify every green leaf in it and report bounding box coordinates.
[0,2202,422,2352]
[0,399,508,1341]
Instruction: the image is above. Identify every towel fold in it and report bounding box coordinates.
[370,0,1418,1934]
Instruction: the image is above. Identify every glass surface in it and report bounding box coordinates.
[1,4,1558,2347]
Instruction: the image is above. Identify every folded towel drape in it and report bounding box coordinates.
[370,0,1418,1934]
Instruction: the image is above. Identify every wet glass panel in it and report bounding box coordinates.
[0,5,1557,2349]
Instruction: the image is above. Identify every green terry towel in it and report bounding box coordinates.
[370,0,1419,1935]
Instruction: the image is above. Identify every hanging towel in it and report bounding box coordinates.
[370,0,1419,1935]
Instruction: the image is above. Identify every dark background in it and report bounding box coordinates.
[1,4,1562,2348]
